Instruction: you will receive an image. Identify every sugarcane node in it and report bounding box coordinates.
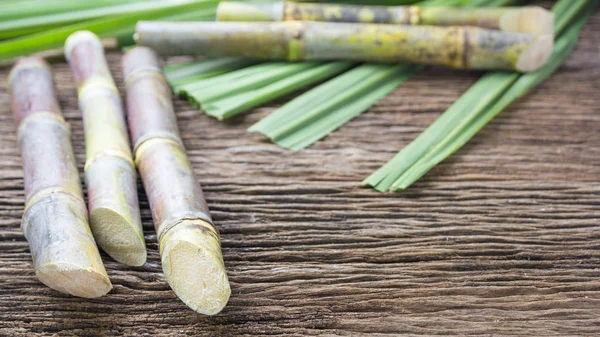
[408,6,420,25]
[132,133,184,159]
[157,216,219,247]
[83,148,135,173]
[462,27,470,70]
[77,78,120,101]
[16,112,69,145]
[28,194,113,299]
[123,66,166,90]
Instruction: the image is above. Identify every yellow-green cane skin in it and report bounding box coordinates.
[135,21,292,60]
[10,57,111,298]
[302,23,543,70]
[218,2,409,24]
[284,2,410,24]
[135,21,552,72]
[419,7,554,35]
[65,31,146,266]
[420,7,513,29]
[123,47,230,315]
[218,2,553,35]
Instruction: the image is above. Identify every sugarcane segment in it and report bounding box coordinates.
[9,57,112,298]
[65,30,146,267]
[122,47,231,315]
[217,2,554,36]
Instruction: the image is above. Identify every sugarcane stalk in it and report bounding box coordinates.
[217,2,554,36]
[122,46,230,315]
[9,57,112,298]
[65,31,146,267]
[135,21,553,72]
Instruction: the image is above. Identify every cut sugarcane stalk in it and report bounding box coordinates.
[65,31,146,267]
[135,21,553,72]
[217,2,554,36]
[122,47,230,315]
[9,57,112,298]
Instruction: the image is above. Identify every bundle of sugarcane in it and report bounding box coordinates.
[122,46,230,315]
[9,57,111,298]
[65,31,146,266]
[154,0,593,192]
[217,1,554,36]
[159,0,518,128]
[135,20,553,72]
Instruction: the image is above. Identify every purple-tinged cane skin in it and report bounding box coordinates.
[217,2,554,36]
[122,47,230,315]
[9,57,112,298]
[65,31,146,267]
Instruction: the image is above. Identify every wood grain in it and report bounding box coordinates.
[0,7,599,337]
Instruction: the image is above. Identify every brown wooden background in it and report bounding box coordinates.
[0,7,599,337]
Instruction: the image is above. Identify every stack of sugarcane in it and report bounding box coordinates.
[9,30,230,315]
[137,1,558,143]
[6,0,596,319]
[141,0,595,190]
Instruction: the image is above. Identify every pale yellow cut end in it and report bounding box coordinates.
[516,34,554,72]
[500,7,555,36]
[90,207,147,267]
[36,262,112,298]
[217,2,284,22]
[161,222,231,315]
[64,30,103,60]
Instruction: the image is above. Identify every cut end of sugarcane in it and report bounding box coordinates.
[8,56,50,86]
[500,7,555,36]
[64,30,102,61]
[160,220,231,315]
[217,2,284,22]
[516,34,554,72]
[90,207,147,267]
[36,262,112,298]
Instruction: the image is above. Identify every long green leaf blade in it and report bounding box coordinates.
[364,0,593,192]
[391,4,594,191]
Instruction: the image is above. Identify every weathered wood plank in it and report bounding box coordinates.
[0,7,598,337]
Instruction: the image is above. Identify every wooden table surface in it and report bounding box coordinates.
[1,9,599,337]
